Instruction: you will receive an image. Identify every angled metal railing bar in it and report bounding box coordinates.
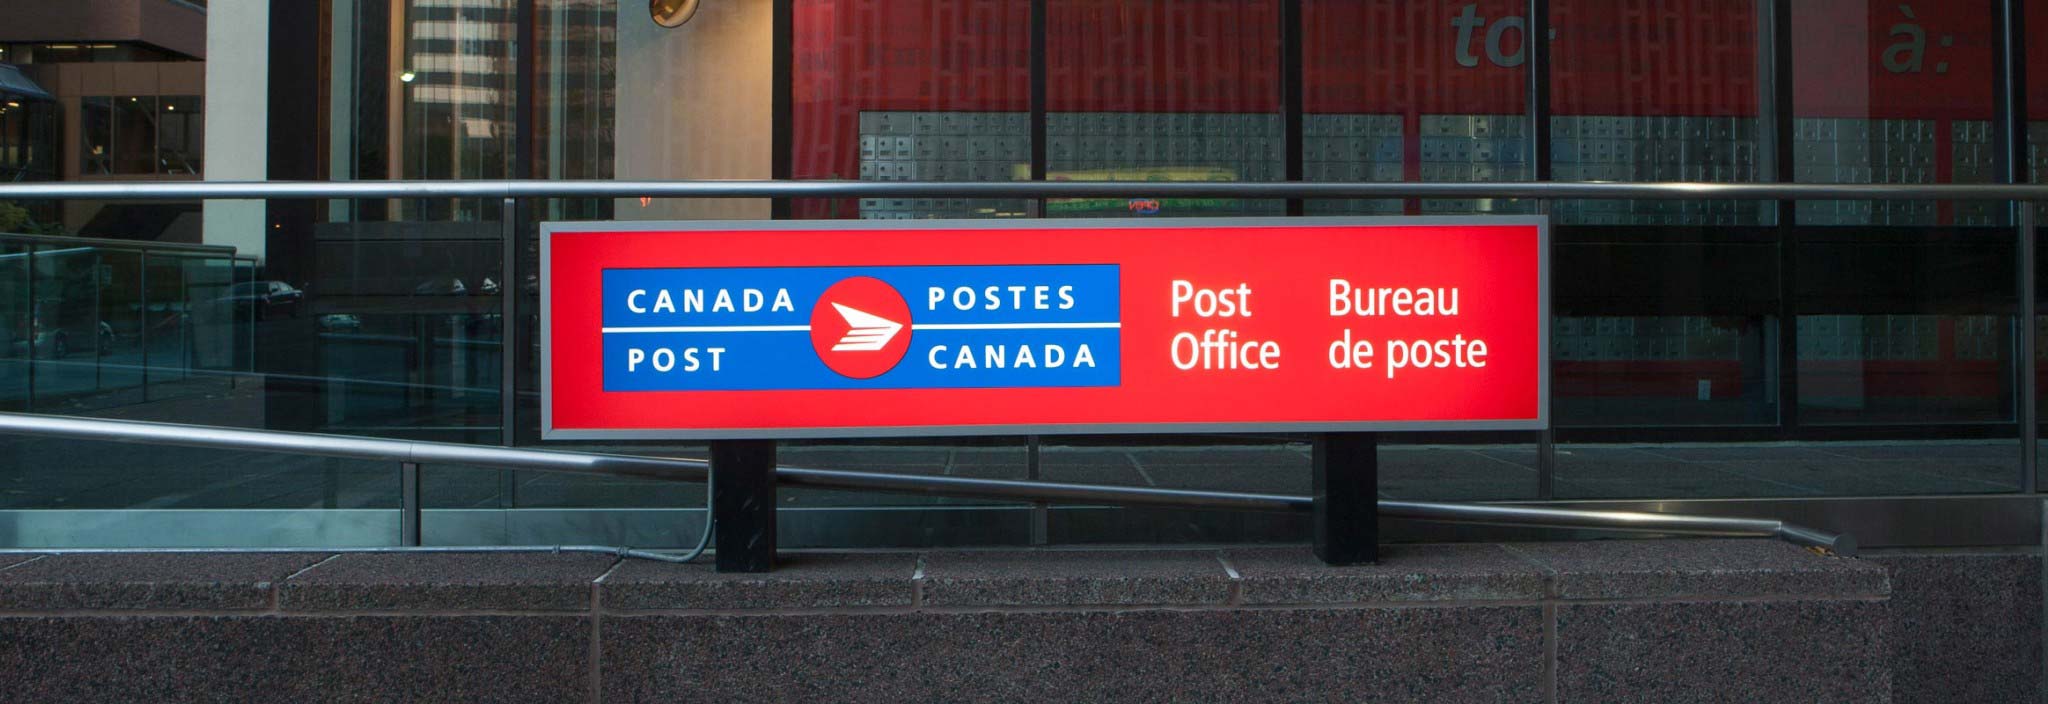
[0,545,706,563]
[0,231,238,255]
[0,412,1853,555]
[0,412,711,484]
[1,179,2047,202]
[772,465,1307,513]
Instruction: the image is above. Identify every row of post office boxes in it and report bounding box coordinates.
[1416,164,1533,181]
[1794,118,1938,143]
[1553,139,1761,165]
[1420,115,1528,138]
[1042,161,1278,180]
[1553,336,1744,361]
[1953,143,2009,168]
[1552,199,1764,215]
[1565,213,1766,226]
[1305,199,1406,215]
[1048,113,1283,136]
[1304,114,1404,137]
[1418,136,1526,163]
[1952,205,2005,225]
[1554,116,1759,142]
[1954,336,2006,361]
[1950,138,2048,177]
[1798,336,1942,361]
[1950,120,1995,143]
[858,197,1031,217]
[1805,315,2006,341]
[1554,163,1759,182]
[859,135,1029,161]
[859,111,1029,136]
[1559,317,1742,337]
[1794,199,1939,219]
[1046,137,1281,160]
[858,161,1022,181]
[1302,163,1405,181]
[1797,315,1944,337]
[2031,122,2048,184]
[1417,198,1539,213]
[1789,165,1939,184]
[1302,137,1405,162]
[1793,141,1934,166]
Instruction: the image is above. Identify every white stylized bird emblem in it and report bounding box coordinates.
[830,303,904,351]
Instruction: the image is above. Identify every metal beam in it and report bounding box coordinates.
[1994,0,2036,491]
[2,180,2047,201]
[399,461,421,546]
[1526,0,1551,182]
[1282,0,1304,217]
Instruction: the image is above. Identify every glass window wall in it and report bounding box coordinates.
[80,97,112,176]
[111,96,160,175]
[2030,0,2048,483]
[1046,0,1283,218]
[1305,0,1531,217]
[158,96,204,175]
[791,0,1031,220]
[1791,0,2012,431]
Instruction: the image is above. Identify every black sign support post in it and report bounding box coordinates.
[1312,433,1378,565]
[710,440,777,573]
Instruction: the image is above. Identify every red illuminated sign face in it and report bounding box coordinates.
[543,218,1548,439]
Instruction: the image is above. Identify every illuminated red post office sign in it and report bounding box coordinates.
[542,217,1548,440]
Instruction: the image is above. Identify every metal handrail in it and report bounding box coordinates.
[0,231,238,255]
[0,178,2044,202]
[0,412,1855,555]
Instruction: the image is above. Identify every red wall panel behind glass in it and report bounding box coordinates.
[793,0,2023,181]
[791,0,1031,183]
[1305,0,1525,116]
[1791,0,1994,120]
[1044,0,1279,114]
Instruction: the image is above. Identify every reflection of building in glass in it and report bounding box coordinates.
[536,0,616,220]
[0,64,58,186]
[0,0,206,237]
[392,0,518,221]
[330,0,614,223]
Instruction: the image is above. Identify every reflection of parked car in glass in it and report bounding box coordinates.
[413,278,468,296]
[222,281,303,320]
[2,304,115,358]
[317,314,361,332]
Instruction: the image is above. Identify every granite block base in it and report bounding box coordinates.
[603,607,1544,703]
[1558,600,1893,703]
[1867,550,2044,704]
[0,615,589,703]
[0,540,1908,702]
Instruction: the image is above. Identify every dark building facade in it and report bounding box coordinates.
[0,0,208,239]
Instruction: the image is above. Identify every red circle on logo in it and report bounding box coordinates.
[809,276,913,379]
